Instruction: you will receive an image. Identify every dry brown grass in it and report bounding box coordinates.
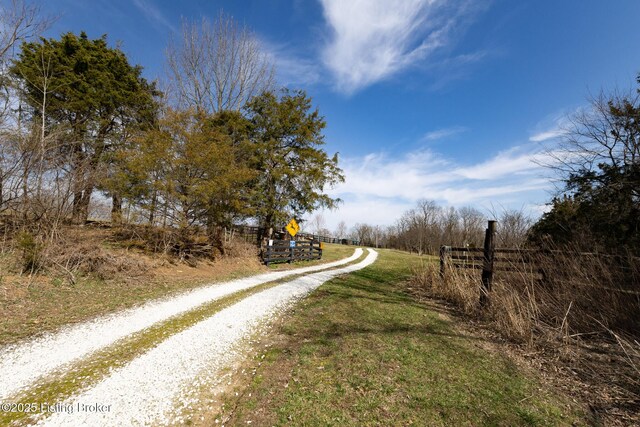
[414,251,640,339]
[410,251,640,425]
[0,224,265,346]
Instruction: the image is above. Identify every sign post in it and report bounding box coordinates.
[289,239,295,263]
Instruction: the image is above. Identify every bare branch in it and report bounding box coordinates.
[544,89,640,181]
[0,0,54,60]
[165,11,275,113]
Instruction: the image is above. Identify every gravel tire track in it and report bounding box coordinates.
[36,249,378,427]
[0,248,363,401]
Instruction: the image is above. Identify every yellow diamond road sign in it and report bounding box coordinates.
[285,218,300,237]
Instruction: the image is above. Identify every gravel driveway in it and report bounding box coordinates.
[1,248,376,426]
[0,248,363,402]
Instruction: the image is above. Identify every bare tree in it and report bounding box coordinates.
[309,212,326,235]
[371,225,385,248]
[497,209,532,248]
[544,90,640,179]
[533,84,640,253]
[0,0,52,122]
[165,11,275,113]
[439,206,460,248]
[334,220,347,239]
[458,206,485,247]
[407,199,442,254]
[0,0,53,214]
[351,223,373,246]
[0,0,51,61]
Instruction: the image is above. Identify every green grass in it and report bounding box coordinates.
[218,249,584,427]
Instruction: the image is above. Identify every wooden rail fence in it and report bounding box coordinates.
[441,220,554,305]
[440,220,640,304]
[228,225,358,247]
[262,240,323,265]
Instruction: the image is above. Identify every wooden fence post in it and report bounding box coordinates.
[480,220,497,306]
[439,246,450,280]
[265,243,272,266]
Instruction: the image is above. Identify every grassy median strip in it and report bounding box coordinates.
[217,249,585,426]
[1,248,365,426]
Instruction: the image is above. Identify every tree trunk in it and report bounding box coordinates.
[77,185,93,224]
[162,202,168,228]
[0,169,3,210]
[22,158,29,220]
[71,171,95,225]
[207,222,225,257]
[148,189,157,226]
[259,212,274,245]
[71,143,86,224]
[72,140,104,225]
[206,206,226,256]
[71,190,83,224]
[111,193,122,225]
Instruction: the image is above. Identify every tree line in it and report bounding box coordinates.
[0,3,343,249]
[317,202,531,253]
[2,1,637,259]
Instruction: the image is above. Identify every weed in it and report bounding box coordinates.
[410,249,640,424]
[16,230,43,273]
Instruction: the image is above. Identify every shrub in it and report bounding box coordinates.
[16,230,43,273]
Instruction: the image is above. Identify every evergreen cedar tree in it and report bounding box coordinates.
[11,32,160,224]
[10,32,343,235]
[118,92,343,238]
[122,109,255,231]
[245,89,344,238]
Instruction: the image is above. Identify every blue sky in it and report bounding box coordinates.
[39,0,640,231]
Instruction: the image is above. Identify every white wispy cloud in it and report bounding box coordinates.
[320,145,555,229]
[261,41,322,87]
[318,0,483,94]
[334,150,453,200]
[528,110,576,142]
[452,147,552,180]
[421,126,467,141]
[132,0,177,34]
[425,50,491,90]
[529,128,565,142]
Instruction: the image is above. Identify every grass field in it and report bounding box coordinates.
[216,249,585,426]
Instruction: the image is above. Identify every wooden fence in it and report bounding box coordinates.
[228,225,358,247]
[440,220,499,305]
[440,220,640,304]
[440,220,559,304]
[262,240,323,265]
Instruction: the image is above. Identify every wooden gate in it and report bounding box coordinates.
[263,240,323,265]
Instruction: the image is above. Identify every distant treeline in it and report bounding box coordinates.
[329,203,530,254]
